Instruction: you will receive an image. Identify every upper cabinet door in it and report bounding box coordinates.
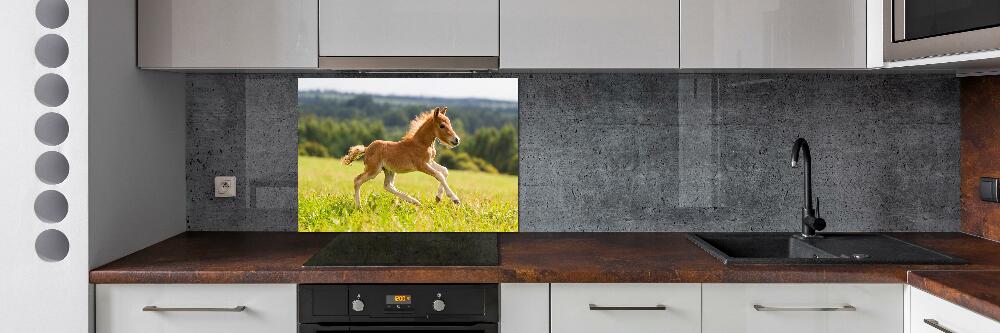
[319,0,500,57]
[138,0,318,69]
[501,0,680,69]
[681,0,868,68]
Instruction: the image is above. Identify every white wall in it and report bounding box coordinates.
[0,0,185,330]
[0,0,90,331]
[88,0,186,270]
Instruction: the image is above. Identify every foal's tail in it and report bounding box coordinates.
[341,145,366,165]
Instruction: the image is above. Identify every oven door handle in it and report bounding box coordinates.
[347,323,497,332]
[299,326,349,333]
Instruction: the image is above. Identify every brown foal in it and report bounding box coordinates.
[342,107,461,207]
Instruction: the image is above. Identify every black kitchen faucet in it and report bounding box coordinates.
[791,138,826,238]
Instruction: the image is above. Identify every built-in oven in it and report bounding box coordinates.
[884,0,1000,61]
[298,284,498,333]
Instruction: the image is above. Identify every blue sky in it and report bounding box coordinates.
[298,78,518,102]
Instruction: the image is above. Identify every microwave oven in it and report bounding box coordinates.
[884,0,1000,62]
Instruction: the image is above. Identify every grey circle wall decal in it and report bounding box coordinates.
[34,73,69,107]
[35,151,69,185]
[36,0,69,29]
[35,34,69,68]
[34,190,68,223]
[35,112,69,146]
[35,229,69,262]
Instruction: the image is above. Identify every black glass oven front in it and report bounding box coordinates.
[299,284,498,333]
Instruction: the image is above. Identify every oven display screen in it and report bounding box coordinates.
[386,295,412,305]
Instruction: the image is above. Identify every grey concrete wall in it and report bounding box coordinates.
[186,75,298,231]
[186,73,960,232]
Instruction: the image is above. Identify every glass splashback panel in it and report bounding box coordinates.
[297,78,518,232]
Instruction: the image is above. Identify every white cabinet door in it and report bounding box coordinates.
[910,287,1000,333]
[500,283,548,333]
[137,0,318,69]
[551,283,700,333]
[96,284,297,333]
[702,283,903,333]
[680,0,868,68]
[319,0,499,57]
[501,0,680,69]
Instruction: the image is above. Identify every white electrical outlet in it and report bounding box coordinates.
[215,176,236,198]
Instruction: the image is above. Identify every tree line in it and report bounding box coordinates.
[298,92,518,175]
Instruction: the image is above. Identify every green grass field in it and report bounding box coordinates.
[298,156,518,232]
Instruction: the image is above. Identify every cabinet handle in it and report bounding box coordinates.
[923,319,955,333]
[589,304,667,311]
[142,306,247,312]
[753,304,856,312]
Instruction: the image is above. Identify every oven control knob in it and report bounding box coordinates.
[432,299,446,312]
[351,299,365,312]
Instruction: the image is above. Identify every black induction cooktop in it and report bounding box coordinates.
[303,233,499,266]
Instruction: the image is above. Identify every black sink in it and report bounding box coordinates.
[687,233,966,265]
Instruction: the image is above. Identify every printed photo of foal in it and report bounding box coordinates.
[341,107,462,207]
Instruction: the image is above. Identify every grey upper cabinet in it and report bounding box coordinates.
[138,0,318,69]
[680,0,870,69]
[318,0,499,70]
[501,0,680,69]
[132,0,878,70]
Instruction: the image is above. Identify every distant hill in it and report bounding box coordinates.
[298,90,517,133]
[297,89,520,175]
[304,90,517,110]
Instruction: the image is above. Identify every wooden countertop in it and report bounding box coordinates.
[89,231,1000,321]
[908,270,1000,322]
[91,232,1000,284]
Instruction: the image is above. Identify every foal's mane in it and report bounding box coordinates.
[402,111,439,140]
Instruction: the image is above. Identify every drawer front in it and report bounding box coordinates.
[703,283,903,333]
[910,287,1000,333]
[96,284,296,333]
[551,283,701,333]
[500,283,548,333]
[319,0,499,57]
